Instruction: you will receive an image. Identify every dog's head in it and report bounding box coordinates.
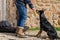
[36,10,44,14]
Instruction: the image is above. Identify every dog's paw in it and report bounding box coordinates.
[35,34,41,38]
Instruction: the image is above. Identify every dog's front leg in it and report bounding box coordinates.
[36,30,42,38]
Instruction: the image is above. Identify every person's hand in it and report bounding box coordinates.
[32,8,36,12]
[32,8,37,16]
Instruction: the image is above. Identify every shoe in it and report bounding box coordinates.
[16,27,27,38]
[23,26,29,32]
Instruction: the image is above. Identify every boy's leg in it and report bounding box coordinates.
[19,7,27,28]
[16,4,27,37]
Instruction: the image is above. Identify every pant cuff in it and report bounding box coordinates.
[18,26,24,29]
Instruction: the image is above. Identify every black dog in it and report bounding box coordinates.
[36,10,60,40]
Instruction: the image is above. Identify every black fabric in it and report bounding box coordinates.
[0,21,16,33]
[0,21,29,33]
[37,10,58,39]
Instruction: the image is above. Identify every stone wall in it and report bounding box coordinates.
[6,0,17,27]
[6,0,60,27]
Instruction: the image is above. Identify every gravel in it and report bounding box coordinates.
[0,30,60,40]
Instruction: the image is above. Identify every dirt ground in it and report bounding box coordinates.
[0,30,60,40]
